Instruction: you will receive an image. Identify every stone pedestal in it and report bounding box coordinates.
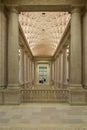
[68,87,87,105]
[0,87,21,105]
[4,87,21,105]
[68,7,87,105]
[0,88,3,104]
[0,87,20,105]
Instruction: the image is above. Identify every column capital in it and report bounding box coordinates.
[71,7,81,14]
[8,7,18,14]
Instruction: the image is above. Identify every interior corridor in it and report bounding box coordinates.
[0,0,87,129]
[0,1,87,105]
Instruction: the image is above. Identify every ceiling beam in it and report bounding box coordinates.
[4,0,86,11]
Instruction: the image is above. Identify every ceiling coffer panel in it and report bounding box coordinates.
[19,12,70,57]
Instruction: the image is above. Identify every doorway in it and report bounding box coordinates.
[36,63,50,85]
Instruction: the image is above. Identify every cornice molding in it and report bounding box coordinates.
[33,57,53,61]
[19,24,33,58]
[3,0,87,5]
[54,20,70,59]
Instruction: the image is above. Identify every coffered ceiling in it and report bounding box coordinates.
[19,12,70,57]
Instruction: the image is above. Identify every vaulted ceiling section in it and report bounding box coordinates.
[19,12,70,57]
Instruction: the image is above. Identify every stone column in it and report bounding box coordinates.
[54,60,56,86]
[8,8,19,86]
[83,5,87,88]
[59,52,63,88]
[29,59,31,82]
[27,56,29,85]
[0,5,8,104]
[57,57,60,87]
[50,61,52,85]
[63,47,68,88]
[0,5,7,88]
[70,8,82,86]
[19,46,24,86]
[56,57,59,88]
[26,54,28,84]
[24,51,27,88]
[59,53,61,88]
[30,59,32,84]
[61,53,63,88]
[67,54,69,83]
[51,61,54,85]
[69,7,86,105]
[7,7,20,104]
[32,60,34,83]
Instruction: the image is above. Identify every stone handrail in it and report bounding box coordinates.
[21,89,68,102]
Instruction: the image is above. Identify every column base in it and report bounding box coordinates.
[68,85,87,105]
[0,87,21,105]
[0,88,4,104]
[63,82,69,88]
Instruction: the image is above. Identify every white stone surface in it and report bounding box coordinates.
[0,103,87,129]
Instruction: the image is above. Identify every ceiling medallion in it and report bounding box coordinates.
[42,12,46,16]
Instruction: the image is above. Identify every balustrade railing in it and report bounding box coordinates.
[21,89,68,102]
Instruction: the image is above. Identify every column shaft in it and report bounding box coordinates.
[8,8,19,86]
[56,57,59,87]
[29,59,32,82]
[30,60,32,83]
[32,61,34,81]
[27,56,29,83]
[57,57,60,85]
[19,47,24,84]
[50,61,53,85]
[26,54,28,83]
[51,61,54,83]
[54,60,56,85]
[70,8,82,86]
[83,5,87,87]
[24,51,27,85]
[59,53,61,87]
[59,53,63,87]
[63,47,68,86]
[0,5,7,87]
[4,7,20,104]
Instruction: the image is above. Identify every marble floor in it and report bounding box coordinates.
[0,103,87,130]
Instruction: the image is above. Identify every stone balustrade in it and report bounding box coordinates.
[21,89,68,102]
